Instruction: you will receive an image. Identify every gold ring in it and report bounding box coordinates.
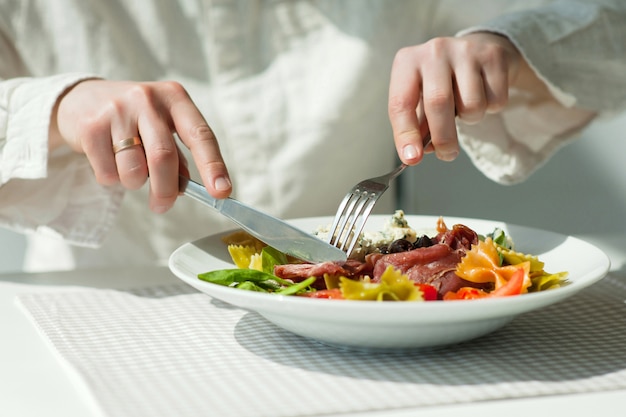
[112,136,143,154]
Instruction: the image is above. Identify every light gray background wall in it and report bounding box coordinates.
[0,228,26,272]
[399,112,626,238]
[1,112,625,273]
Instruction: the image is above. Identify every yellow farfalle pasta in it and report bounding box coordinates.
[248,253,263,271]
[221,231,265,252]
[340,266,424,301]
[498,247,568,290]
[498,248,544,272]
[227,245,259,269]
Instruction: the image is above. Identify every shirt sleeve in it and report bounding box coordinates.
[0,73,125,247]
[455,0,626,184]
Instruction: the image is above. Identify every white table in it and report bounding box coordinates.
[1,233,625,417]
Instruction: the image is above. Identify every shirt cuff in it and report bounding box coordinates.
[1,73,100,183]
[454,18,600,184]
[0,73,124,247]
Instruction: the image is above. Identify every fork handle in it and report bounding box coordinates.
[389,163,407,180]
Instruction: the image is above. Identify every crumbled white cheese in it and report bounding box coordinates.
[315,210,419,260]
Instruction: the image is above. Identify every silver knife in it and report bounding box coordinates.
[179,176,347,263]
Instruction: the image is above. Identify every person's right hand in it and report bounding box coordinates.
[388,32,528,165]
[49,79,231,214]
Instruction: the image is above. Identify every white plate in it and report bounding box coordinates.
[168,215,610,350]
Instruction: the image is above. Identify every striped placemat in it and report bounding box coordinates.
[16,273,626,417]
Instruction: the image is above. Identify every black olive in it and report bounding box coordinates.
[387,238,413,253]
[414,235,433,249]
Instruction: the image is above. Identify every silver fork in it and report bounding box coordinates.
[326,135,431,257]
[326,163,407,256]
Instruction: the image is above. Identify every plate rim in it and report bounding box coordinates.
[168,214,611,317]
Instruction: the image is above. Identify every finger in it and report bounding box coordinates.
[176,144,190,177]
[415,100,434,153]
[421,62,459,161]
[176,145,190,195]
[165,83,231,199]
[112,135,149,190]
[137,111,180,214]
[481,49,509,114]
[388,48,429,165]
[80,127,120,187]
[452,61,487,125]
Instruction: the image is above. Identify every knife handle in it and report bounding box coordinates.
[178,175,347,263]
[179,175,224,212]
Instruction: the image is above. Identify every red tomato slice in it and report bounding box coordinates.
[444,267,526,301]
[444,287,489,300]
[299,288,344,299]
[415,283,439,301]
[490,267,525,297]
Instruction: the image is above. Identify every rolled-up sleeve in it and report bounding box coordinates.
[0,74,125,247]
[456,0,626,184]
[1,74,94,183]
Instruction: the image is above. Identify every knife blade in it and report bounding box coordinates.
[179,176,348,263]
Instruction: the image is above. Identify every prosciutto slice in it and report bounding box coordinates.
[370,243,485,297]
[274,259,373,288]
[274,222,489,298]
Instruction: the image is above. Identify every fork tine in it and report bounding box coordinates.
[326,149,419,258]
[336,191,370,252]
[335,194,362,247]
[344,195,379,256]
[327,192,357,246]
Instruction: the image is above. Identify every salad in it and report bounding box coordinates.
[198,212,568,302]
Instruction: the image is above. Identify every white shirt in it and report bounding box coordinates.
[1,0,625,271]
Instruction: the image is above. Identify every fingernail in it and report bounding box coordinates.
[214,176,231,191]
[153,205,170,214]
[402,144,418,160]
[437,150,459,161]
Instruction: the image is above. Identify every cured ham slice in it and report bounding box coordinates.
[274,222,489,298]
[274,262,348,280]
[371,244,487,297]
[274,259,374,288]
